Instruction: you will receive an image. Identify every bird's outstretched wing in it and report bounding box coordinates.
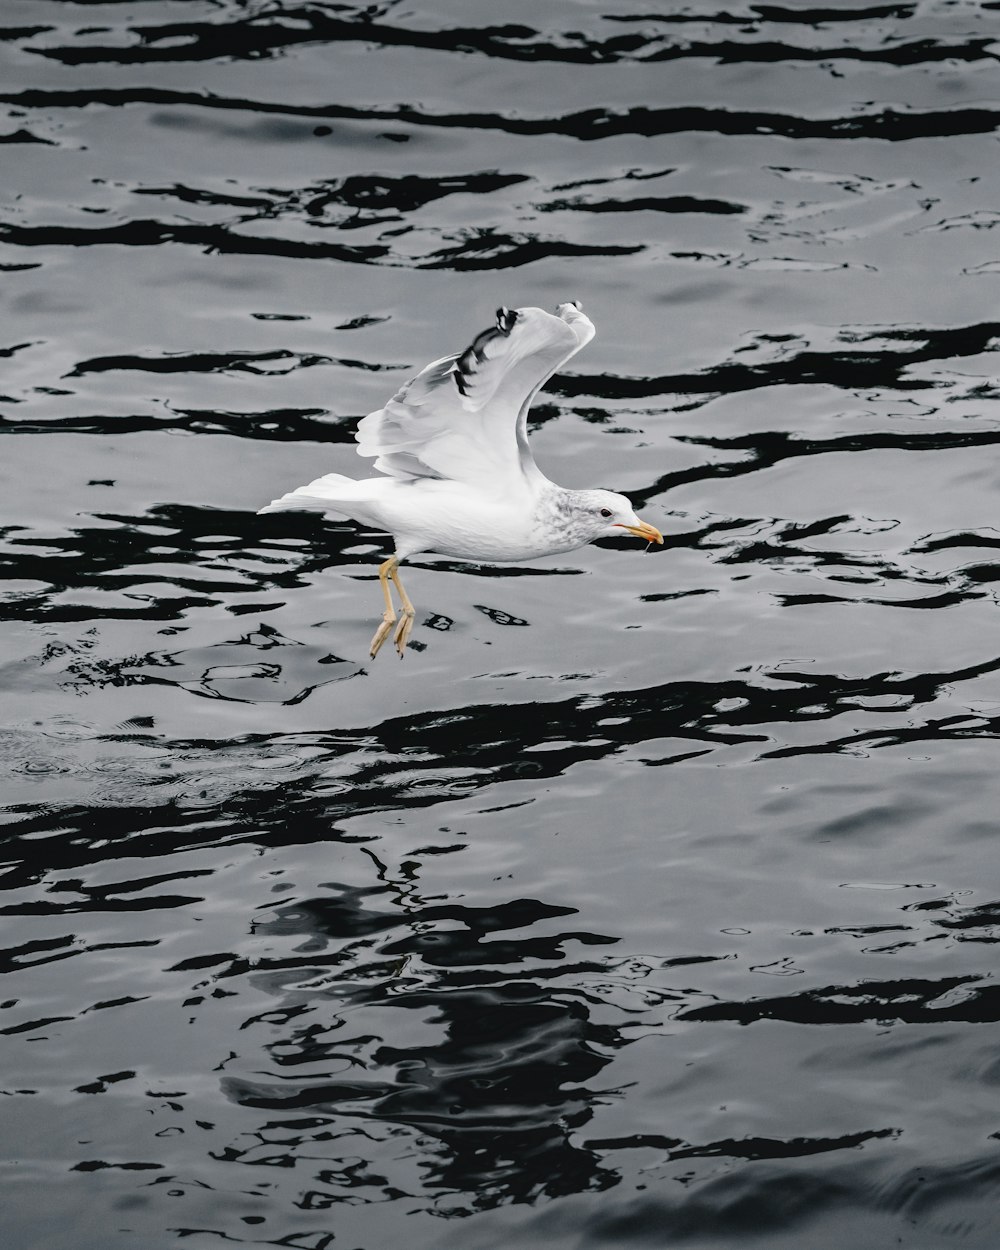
[355,301,595,489]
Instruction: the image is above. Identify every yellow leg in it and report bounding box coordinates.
[389,563,416,658]
[368,556,398,659]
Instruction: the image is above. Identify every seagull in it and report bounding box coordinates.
[260,300,663,658]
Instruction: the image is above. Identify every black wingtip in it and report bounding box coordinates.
[495,307,518,335]
[453,308,518,397]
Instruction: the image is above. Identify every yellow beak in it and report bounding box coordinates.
[617,519,664,545]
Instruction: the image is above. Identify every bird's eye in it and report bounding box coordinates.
[600,508,612,518]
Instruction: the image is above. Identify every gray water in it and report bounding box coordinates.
[4,3,1000,1247]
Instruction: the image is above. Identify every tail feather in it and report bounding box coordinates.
[258,472,358,516]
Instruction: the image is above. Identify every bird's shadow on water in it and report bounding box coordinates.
[201,870,919,1221]
[214,880,624,1212]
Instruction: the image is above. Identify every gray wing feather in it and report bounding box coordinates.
[355,303,595,487]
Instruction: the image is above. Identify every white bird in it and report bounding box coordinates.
[260,300,663,659]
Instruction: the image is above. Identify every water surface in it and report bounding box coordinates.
[4,3,1000,1247]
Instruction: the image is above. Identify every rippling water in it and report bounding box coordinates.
[4,2,1000,1247]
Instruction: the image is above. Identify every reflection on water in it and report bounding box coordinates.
[4,1,1000,1247]
[225,889,621,1210]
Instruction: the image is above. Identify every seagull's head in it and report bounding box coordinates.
[565,489,664,548]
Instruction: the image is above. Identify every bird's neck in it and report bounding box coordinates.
[531,485,592,552]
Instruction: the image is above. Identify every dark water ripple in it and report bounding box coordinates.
[16,3,1000,70]
[5,2,1000,1248]
[9,85,1000,144]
